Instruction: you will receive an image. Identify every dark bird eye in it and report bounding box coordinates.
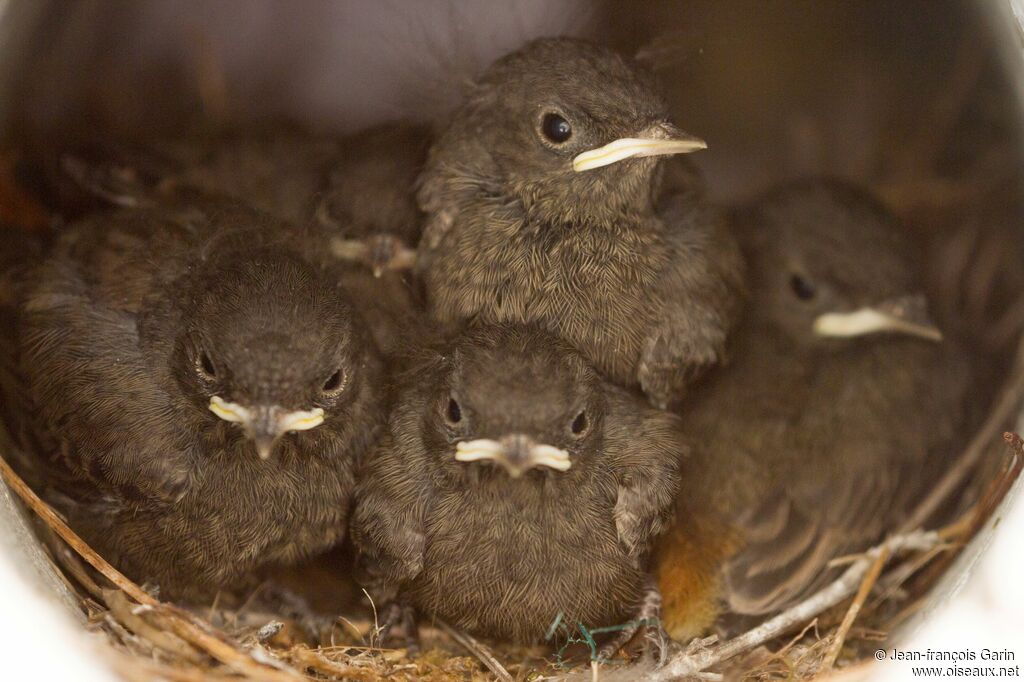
[322,368,346,395]
[570,411,588,436]
[541,112,573,144]
[446,397,462,425]
[196,351,216,380]
[789,274,817,301]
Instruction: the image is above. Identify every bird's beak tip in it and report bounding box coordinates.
[253,435,277,460]
[813,297,943,343]
[572,127,707,172]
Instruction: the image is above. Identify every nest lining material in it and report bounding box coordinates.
[0,403,1020,681]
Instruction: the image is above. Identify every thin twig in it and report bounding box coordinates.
[436,618,513,682]
[901,341,1024,532]
[151,604,302,681]
[50,537,107,603]
[0,454,156,605]
[104,589,205,664]
[818,546,890,672]
[363,587,383,646]
[283,645,379,681]
[873,545,946,604]
[648,531,942,681]
[101,612,156,658]
[880,437,1022,626]
[775,619,819,659]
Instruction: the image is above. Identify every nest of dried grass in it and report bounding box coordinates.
[0,421,1021,682]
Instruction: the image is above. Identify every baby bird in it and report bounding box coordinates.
[59,124,428,353]
[350,325,682,655]
[655,180,974,639]
[417,37,744,408]
[15,194,384,600]
[157,122,428,277]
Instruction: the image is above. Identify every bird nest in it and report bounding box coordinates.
[0,399,1021,682]
[2,4,1024,682]
[1,141,1022,679]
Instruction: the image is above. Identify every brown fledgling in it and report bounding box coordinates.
[416,37,744,408]
[60,124,429,353]
[14,193,385,600]
[656,180,974,639]
[163,122,429,277]
[350,325,683,654]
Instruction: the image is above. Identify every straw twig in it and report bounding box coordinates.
[818,545,890,672]
[282,645,380,681]
[0,453,155,605]
[436,617,513,682]
[104,589,205,663]
[147,604,302,681]
[902,342,1024,532]
[50,535,107,602]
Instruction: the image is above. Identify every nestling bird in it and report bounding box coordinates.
[350,325,683,654]
[58,123,429,353]
[14,193,385,600]
[655,180,973,640]
[416,37,744,408]
[161,122,429,276]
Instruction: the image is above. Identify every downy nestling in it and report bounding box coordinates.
[15,192,384,600]
[417,37,744,408]
[351,325,683,655]
[655,180,974,639]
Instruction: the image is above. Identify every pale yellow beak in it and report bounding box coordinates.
[454,436,571,477]
[329,236,417,278]
[572,123,707,172]
[209,396,325,459]
[813,295,943,342]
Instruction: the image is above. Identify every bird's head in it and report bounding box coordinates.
[739,180,943,348]
[422,38,705,225]
[176,250,373,460]
[418,326,605,482]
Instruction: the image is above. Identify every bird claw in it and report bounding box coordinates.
[597,577,667,663]
[375,601,420,655]
[597,621,666,664]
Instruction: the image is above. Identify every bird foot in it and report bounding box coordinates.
[374,601,420,655]
[597,577,668,664]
